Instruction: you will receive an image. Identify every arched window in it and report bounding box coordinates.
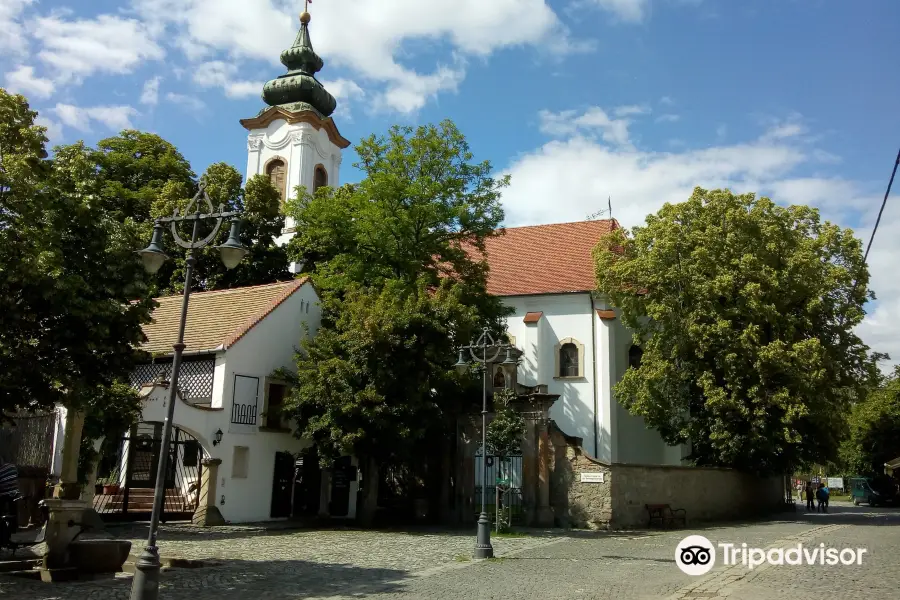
[628,345,644,370]
[265,158,287,201]
[313,165,328,193]
[559,343,579,377]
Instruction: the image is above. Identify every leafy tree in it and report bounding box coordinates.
[595,187,881,475]
[840,367,900,475]
[91,130,195,224]
[148,163,291,295]
[282,120,510,522]
[0,90,154,416]
[486,387,526,457]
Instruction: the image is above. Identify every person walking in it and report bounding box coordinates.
[816,483,828,513]
[805,482,815,511]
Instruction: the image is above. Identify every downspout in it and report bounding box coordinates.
[590,294,600,458]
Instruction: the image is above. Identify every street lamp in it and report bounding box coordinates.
[454,327,517,560]
[130,184,247,600]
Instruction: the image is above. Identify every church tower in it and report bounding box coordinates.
[240,7,350,271]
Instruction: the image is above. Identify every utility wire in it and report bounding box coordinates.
[863,146,900,263]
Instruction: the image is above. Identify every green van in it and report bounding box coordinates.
[849,477,898,506]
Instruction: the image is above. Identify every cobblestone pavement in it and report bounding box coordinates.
[1,503,897,599]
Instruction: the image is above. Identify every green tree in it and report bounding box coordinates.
[594,187,881,475]
[282,120,510,522]
[840,367,900,475]
[149,163,291,295]
[0,90,154,415]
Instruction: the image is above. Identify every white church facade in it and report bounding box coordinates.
[71,9,682,526]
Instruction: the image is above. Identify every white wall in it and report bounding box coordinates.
[502,293,682,467]
[503,293,598,449]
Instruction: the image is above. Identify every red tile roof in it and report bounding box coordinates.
[142,279,309,355]
[472,220,618,297]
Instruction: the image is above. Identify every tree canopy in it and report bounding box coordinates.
[0,90,153,414]
[282,120,510,469]
[840,367,900,475]
[595,187,881,475]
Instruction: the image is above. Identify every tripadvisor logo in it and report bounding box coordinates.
[675,536,868,575]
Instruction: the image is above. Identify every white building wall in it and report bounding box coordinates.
[503,293,682,467]
[211,282,330,523]
[503,293,598,448]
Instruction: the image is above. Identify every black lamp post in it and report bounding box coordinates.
[130,184,248,600]
[454,327,516,560]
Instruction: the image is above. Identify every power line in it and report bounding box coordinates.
[863,146,900,263]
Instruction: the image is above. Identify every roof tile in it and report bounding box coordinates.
[141,279,308,355]
[474,220,618,296]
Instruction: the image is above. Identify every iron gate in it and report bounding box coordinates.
[92,422,205,522]
[474,452,524,525]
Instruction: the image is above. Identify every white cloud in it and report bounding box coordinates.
[29,14,164,83]
[539,106,636,147]
[130,0,585,113]
[614,104,651,117]
[502,106,898,367]
[53,103,139,132]
[585,0,650,23]
[192,61,261,99]
[140,76,161,105]
[660,95,675,105]
[35,115,63,145]
[655,113,680,123]
[4,65,54,99]
[716,124,727,139]
[0,0,33,55]
[165,92,206,111]
[320,77,366,118]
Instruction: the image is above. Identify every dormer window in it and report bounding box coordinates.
[313,164,328,193]
[266,158,287,201]
[559,344,579,377]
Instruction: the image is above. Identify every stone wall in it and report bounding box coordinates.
[549,423,785,530]
[609,463,784,529]
[551,437,612,530]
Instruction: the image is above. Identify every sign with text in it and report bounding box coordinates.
[827,477,844,489]
[580,472,605,483]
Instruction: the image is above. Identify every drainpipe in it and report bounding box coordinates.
[590,294,600,458]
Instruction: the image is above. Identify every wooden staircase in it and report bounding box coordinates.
[94,488,189,513]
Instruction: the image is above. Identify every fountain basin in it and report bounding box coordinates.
[67,539,132,574]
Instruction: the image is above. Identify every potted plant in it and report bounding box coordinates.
[100,477,121,495]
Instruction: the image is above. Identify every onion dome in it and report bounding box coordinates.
[261,11,337,117]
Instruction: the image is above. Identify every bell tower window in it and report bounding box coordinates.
[265,158,287,201]
[313,164,328,193]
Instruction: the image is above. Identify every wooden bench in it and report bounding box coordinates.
[645,503,687,529]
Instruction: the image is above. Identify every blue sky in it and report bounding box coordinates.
[2,0,899,366]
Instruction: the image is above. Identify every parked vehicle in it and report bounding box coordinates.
[849,476,899,506]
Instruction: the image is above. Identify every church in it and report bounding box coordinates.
[77,8,686,528]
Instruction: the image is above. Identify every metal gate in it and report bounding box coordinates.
[92,422,205,522]
[474,451,524,525]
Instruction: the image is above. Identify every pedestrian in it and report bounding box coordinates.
[805,482,815,511]
[816,483,827,513]
[822,484,830,512]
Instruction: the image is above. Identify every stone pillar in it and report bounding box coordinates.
[39,498,88,579]
[535,419,554,526]
[192,458,225,526]
[520,417,538,525]
[54,410,85,500]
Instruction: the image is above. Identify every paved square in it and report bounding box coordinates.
[1,504,896,599]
